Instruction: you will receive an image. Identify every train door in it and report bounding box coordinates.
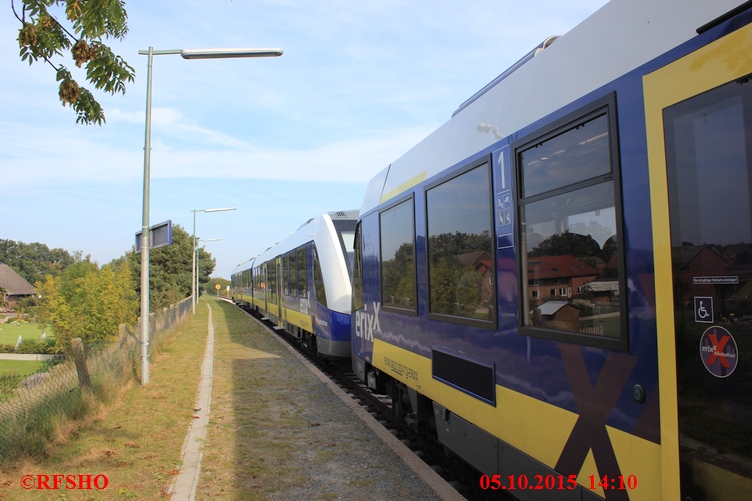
[645,19,752,500]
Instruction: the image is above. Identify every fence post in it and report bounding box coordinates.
[71,338,92,394]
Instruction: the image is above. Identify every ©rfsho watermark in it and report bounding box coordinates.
[20,474,109,490]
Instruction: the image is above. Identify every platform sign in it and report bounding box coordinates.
[135,220,173,253]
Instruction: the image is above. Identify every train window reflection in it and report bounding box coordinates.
[426,162,495,326]
[266,262,277,304]
[380,198,416,313]
[313,247,327,307]
[517,97,625,348]
[288,251,297,296]
[520,114,610,198]
[664,72,752,485]
[297,247,307,297]
[352,223,364,311]
[521,183,620,337]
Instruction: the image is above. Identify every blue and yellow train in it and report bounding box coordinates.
[231,210,357,358]
[235,0,752,498]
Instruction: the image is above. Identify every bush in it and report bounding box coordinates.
[12,338,60,355]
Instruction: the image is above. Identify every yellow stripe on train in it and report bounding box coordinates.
[282,307,313,333]
[372,339,662,499]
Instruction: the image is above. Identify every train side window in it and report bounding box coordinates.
[288,251,297,297]
[352,222,364,311]
[313,247,327,307]
[297,246,307,297]
[282,255,289,295]
[266,262,277,304]
[426,160,496,327]
[380,197,417,314]
[515,95,627,350]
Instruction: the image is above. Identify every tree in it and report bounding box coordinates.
[126,225,216,311]
[528,231,601,259]
[204,277,230,297]
[0,238,74,285]
[36,254,137,348]
[429,256,460,315]
[427,231,493,317]
[12,0,135,125]
[382,242,415,308]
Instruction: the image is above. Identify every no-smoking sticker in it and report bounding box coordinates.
[699,326,738,378]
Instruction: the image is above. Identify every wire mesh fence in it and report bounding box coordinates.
[0,297,192,460]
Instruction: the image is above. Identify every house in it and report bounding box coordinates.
[532,300,582,332]
[672,245,728,302]
[0,263,36,310]
[526,254,599,300]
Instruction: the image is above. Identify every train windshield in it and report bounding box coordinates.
[332,219,357,277]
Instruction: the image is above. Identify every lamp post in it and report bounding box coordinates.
[193,238,224,302]
[139,47,282,386]
[192,208,236,314]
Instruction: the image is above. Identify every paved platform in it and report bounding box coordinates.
[168,301,465,501]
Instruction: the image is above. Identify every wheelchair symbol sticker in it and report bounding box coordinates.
[694,297,713,323]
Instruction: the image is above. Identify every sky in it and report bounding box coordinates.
[1,0,609,279]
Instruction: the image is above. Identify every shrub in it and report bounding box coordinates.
[14,338,60,355]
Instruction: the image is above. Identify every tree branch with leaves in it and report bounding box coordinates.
[13,0,135,125]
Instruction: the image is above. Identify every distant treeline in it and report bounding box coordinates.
[0,239,73,286]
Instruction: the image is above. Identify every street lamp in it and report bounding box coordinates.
[195,238,223,303]
[139,47,282,386]
[192,208,236,314]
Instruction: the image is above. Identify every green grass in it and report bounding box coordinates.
[0,360,44,377]
[0,299,207,499]
[0,321,52,345]
[0,297,318,499]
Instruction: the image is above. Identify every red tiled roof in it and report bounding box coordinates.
[527,254,598,280]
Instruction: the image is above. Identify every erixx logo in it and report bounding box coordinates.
[700,326,738,378]
[354,301,381,342]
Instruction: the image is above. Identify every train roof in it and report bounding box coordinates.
[360,0,746,215]
[232,210,358,274]
[271,210,357,257]
[232,257,255,275]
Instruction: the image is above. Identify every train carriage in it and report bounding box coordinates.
[232,210,357,358]
[351,0,752,499]
[230,257,254,310]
